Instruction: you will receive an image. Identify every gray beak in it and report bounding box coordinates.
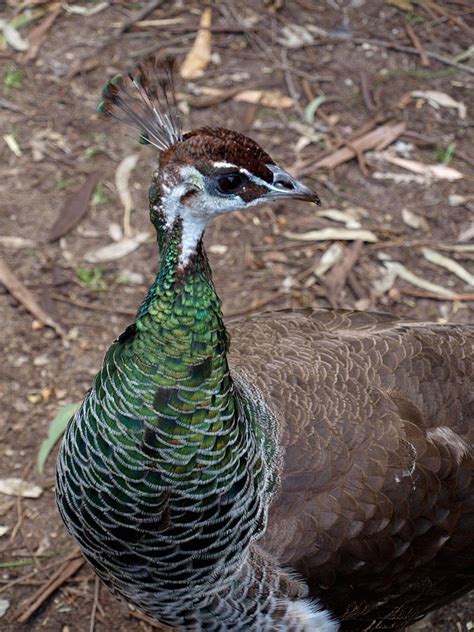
[265,165,320,205]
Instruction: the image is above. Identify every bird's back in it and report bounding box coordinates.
[228,309,474,630]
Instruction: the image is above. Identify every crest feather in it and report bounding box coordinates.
[97,56,182,151]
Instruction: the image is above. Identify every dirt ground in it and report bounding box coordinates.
[1,1,473,631]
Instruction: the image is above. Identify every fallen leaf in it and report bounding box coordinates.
[421,248,474,286]
[234,89,294,109]
[381,259,456,299]
[279,24,314,48]
[0,255,67,337]
[401,208,429,231]
[208,244,228,255]
[180,8,212,79]
[84,231,150,263]
[63,1,110,15]
[0,599,9,618]
[25,7,61,61]
[115,154,139,237]
[315,122,406,169]
[411,90,467,119]
[0,526,8,537]
[317,208,363,229]
[3,134,22,157]
[37,403,81,474]
[48,173,98,242]
[0,236,36,249]
[385,0,412,9]
[314,243,344,276]
[0,20,28,51]
[381,153,464,181]
[449,194,473,206]
[284,228,377,242]
[0,478,43,498]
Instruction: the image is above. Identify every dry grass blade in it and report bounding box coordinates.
[14,549,85,623]
[315,122,406,169]
[180,7,212,79]
[0,255,67,337]
[48,173,99,242]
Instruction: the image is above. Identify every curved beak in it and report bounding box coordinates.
[264,165,320,205]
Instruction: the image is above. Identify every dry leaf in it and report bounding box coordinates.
[401,208,429,231]
[315,122,406,169]
[84,232,150,263]
[180,8,212,79]
[25,7,60,61]
[63,2,110,16]
[0,236,36,249]
[0,478,43,498]
[314,243,344,277]
[411,90,467,119]
[3,134,22,157]
[421,248,474,286]
[0,599,9,618]
[372,171,427,184]
[382,260,456,299]
[115,154,138,237]
[234,90,294,109]
[0,526,8,537]
[284,228,377,242]
[381,153,464,181]
[317,208,364,229]
[48,173,98,242]
[0,20,28,51]
[279,24,314,48]
[385,0,412,9]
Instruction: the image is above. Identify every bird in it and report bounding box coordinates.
[56,57,474,632]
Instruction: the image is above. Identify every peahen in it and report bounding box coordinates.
[56,58,474,631]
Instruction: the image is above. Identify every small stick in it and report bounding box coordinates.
[0,256,67,337]
[359,71,376,112]
[50,292,136,317]
[404,22,430,67]
[400,289,474,301]
[90,577,100,632]
[14,550,85,623]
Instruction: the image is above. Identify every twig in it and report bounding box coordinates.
[404,22,430,67]
[224,291,288,318]
[128,607,173,630]
[353,37,474,75]
[400,289,474,301]
[0,557,77,595]
[359,71,376,113]
[90,576,100,632]
[50,292,136,317]
[116,0,165,35]
[14,549,85,623]
[0,256,67,338]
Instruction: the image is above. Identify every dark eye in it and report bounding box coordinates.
[216,173,244,194]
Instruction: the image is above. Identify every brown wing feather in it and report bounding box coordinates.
[228,309,474,630]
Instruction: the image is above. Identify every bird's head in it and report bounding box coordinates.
[98,57,319,265]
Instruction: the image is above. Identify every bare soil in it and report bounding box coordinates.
[1,1,473,631]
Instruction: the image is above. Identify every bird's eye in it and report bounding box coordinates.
[216,173,244,194]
